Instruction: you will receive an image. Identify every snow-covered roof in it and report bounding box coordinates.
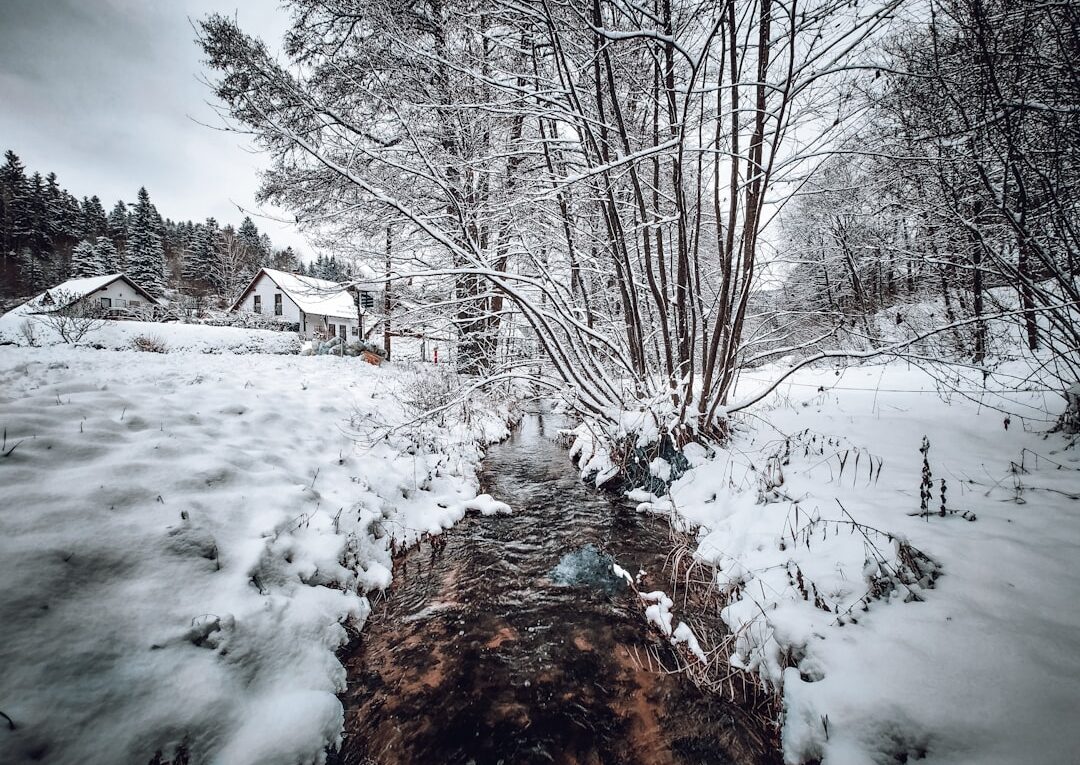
[2,273,160,319]
[233,268,364,320]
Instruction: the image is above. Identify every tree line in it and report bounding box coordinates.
[0,150,353,303]
[777,0,1079,372]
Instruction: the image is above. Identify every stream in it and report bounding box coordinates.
[331,409,778,765]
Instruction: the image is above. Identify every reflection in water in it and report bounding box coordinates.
[331,410,777,765]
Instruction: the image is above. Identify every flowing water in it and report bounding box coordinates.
[331,410,778,765]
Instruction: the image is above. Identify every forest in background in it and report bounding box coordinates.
[0,149,357,304]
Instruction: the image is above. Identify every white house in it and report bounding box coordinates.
[7,273,160,318]
[230,267,380,341]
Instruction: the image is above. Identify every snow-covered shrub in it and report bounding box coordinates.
[398,366,461,417]
[17,320,39,347]
[131,334,169,353]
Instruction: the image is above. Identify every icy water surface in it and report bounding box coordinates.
[331,410,778,765]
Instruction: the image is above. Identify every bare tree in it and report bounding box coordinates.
[199,0,909,441]
[33,290,106,344]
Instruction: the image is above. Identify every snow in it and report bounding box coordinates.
[648,361,1080,764]
[462,493,512,516]
[0,314,300,353]
[237,268,361,320]
[640,590,675,637]
[0,347,509,765]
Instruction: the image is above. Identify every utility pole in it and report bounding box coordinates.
[383,225,392,361]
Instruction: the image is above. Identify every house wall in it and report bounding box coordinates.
[304,313,360,341]
[86,281,150,310]
[237,274,302,323]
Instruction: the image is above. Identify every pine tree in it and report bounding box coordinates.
[107,200,129,261]
[272,245,299,272]
[80,196,108,240]
[237,216,262,255]
[23,173,53,291]
[183,217,220,290]
[95,237,119,273]
[71,239,104,279]
[1,150,32,293]
[126,187,165,296]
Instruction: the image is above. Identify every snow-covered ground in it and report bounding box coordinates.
[624,362,1079,764]
[0,347,510,765]
[0,313,300,354]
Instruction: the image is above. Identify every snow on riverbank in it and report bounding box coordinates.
[0,347,510,765]
[632,362,1080,764]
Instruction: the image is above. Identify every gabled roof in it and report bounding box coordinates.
[6,273,160,317]
[231,267,366,320]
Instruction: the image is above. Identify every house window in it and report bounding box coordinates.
[328,323,336,338]
[253,295,262,313]
[274,294,282,316]
[99,297,112,308]
[351,326,359,337]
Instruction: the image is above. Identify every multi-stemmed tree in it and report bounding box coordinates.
[199,0,905,440]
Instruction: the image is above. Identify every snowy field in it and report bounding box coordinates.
[0,347,509,765]
[0,314,300,354]
[621,362,1080,764]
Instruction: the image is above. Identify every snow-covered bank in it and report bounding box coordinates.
[0,315,300,354]
[627,363,1080,764]
[0,348,510,765]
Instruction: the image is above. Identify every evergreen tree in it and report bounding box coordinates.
[183,217,220,290]
[126,187,165,296]
[1,150,31,292]
[23,173,53,290]
[107,200,129,261]
[95,237,119,273]
[237,216,262,255]
[43,175,80,279]
[272,245,299,272]
[80,196,108,240]
[71,239,104,279]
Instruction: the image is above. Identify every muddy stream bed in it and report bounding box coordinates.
[330,410,778,765]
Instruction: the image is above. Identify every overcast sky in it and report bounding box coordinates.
[0,0,310,254]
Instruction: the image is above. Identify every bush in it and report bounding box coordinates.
[399,367,461,414]
[131,334,168,353]
[18,320,40,347]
